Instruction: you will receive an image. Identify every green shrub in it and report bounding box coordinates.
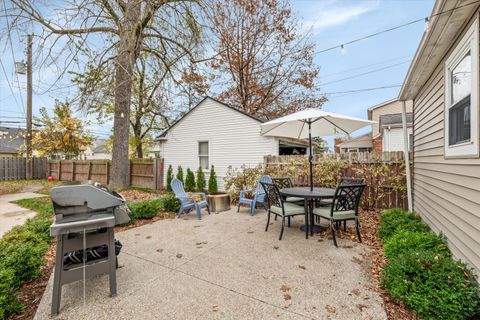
[196,167,206,192]
[0,197,54,319]
[162,194,181,212]
[384,230,450,259]
[176,166,184,184]
[208,165,218,194]
[185,168,195,192]
[381,251,479,319]
[0,267,22,319]
[127,199,163,220]
[379,208,429,240]
[166,165,173,191]
[0,241,48,287]
[224,164,264,203]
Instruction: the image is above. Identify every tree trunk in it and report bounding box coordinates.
[136,141,143,158]
[110,1,142,188]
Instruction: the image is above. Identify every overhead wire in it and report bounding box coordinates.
[315,0,480,55]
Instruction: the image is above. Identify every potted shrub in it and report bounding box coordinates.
[206,165,230,212]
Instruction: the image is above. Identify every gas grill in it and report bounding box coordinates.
[50,182,131,316]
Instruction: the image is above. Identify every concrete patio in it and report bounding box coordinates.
[34,208,386,320]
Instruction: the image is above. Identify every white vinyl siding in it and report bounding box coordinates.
[162,98,278,190]
[382,127,413,152]
[412,14,480,274]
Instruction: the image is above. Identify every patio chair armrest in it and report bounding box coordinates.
[191,192,206,201]
[239,190,254,197]
[177,196,189,204]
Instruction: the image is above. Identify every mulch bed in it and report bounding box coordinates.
[120,189,162,201]
[315,209,416,320]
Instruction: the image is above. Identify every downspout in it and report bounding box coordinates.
[401,100,413,211]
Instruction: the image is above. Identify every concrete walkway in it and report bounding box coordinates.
[35,209,386,320]
[0,192,47,238]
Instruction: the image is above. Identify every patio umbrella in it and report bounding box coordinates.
[260,108,375,191]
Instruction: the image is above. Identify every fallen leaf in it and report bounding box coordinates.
[176,253,183,258]
[356,304,368,311]
[134,233,140,236]
[194,225,201,228]
[273,246,279,250]
[146,236,152,239]
[247,231,254,234]
[156,249,163,253]
[351,288,360,296]
[325,305,336,313]
[196,246,203,249]
[283,293,291,300]
[342,245,353,249]
[352,256,363,264]
[212,304,219,312]
[280,285,290,292]
[298,265,306,270]
[195,242,202,245]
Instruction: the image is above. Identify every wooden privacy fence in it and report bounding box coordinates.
[48,158,165,190]
[264,151,411,210]
[0,157,48,180]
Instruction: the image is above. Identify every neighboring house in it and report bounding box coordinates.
[399,0,480,273]
[156,97,308,190]
[367,99,413,152]
[0,127,27,157]
[82,139,111,160]
[335,133,373,153]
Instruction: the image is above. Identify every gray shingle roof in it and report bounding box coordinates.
[379,113,413,127]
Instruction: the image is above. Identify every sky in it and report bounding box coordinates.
[0,0,435,147]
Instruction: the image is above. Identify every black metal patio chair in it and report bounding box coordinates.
[312,184,366,246]
[260,181,307,240]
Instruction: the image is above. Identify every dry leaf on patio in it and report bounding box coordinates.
[283,293,291,301]
[357,304,368,311]
[298,265,306,270]
[176,253,183,258]
[146,236,152,239]
[349,288,360,296]
[352,256,363,264]
[156,249,163,253]
[273,246,279,250]
[212,304,219,312]
[280,285,291,292]
[325,305,336,313]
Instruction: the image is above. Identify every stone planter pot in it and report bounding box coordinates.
[207,193,231,213]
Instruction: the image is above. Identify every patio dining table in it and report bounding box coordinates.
[279,187,336,238]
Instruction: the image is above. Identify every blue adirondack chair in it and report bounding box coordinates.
[237,175,272,216]
[171,178,210,220]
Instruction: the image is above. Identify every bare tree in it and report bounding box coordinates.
[207,0,325,120]
[7,0,201,187]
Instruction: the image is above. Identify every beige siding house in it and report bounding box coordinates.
[367,99,413,152]
[157,97,307,190]
[336,133,373,153]
[400,0,480,273]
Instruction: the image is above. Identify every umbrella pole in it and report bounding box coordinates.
[308,121,313,191]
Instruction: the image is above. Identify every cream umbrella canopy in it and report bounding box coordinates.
[260,108,375,191]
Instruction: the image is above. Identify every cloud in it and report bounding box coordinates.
[303,2,378,33]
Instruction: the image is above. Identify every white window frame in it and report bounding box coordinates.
[198,141,209,170]
[444,16,479,158]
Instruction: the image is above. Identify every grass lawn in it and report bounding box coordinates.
[0,180,61,196]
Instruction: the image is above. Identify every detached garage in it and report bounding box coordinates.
[155,97,308,190]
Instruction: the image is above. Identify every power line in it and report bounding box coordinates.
[0,57,22,113]
[315,0,480,55]
[321,55,412,79]
[322,84,402,96]
[320,60,410,86]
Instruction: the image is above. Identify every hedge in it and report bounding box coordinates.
[379,208,479,319]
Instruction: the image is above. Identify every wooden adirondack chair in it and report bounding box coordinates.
[171,178,210,220]
[237,175,272,216]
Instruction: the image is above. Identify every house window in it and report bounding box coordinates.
[444,17,479,158]
[199,141,209,169]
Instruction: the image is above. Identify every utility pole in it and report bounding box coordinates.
[26,34,33,179]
